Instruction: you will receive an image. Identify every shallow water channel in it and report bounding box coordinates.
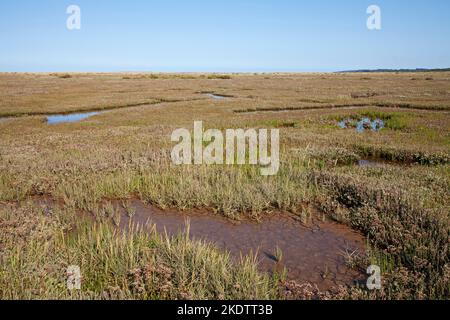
[204,93,230,100]
[47,112,100,124]
[358,159,387,168]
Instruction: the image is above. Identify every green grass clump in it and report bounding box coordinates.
[304,147,360,167]
[50,73,72,79]
[354,144,450,165]
[360,111,410,130]
[207,74,232,80]
[262,120,299,128]
[51,162,310,220]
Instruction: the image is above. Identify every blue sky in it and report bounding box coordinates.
[1,0,449,72]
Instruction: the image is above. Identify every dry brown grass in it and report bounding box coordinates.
[1,72,449,117]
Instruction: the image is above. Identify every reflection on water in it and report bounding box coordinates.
[47,112,99,125]
[339,118,385,133]
[338,120,348,129]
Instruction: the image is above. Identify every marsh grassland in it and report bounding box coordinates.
[0,72,449,300]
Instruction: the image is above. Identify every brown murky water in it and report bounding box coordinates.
[116,201,365,291]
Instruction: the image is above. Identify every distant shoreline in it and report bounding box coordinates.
[338,68,450,73]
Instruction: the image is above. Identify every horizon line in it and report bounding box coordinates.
[2,67,450,74]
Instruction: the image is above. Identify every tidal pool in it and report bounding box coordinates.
[114,201,365,291]
[25,197,366,292]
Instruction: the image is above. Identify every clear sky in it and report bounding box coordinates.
[1,0,450,72]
